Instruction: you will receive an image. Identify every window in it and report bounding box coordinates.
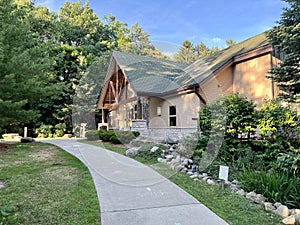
[169,106,176,126]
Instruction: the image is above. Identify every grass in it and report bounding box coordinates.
[82,140,282,225]
[0,142,100,225]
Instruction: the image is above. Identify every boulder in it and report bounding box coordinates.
[276,205,290,218]
[246,191,257,201]
[237,189,246,197]
[282,215,296,225]
[125,148,139,157]
[150,146,159,153]
[264,202,276,212]
[254,194,266,204]
[165,155,174,162]
[207,179,216,185]
[21,137,35,143]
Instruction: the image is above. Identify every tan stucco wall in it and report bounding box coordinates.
[149,93,201,129]
[233,53,273,105]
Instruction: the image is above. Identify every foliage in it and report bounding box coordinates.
[0,0,54,133]
[133,144,165,164]
[35,124,53,138]
[257,100,299,144]
[0,207,17,225]
[54,123,66,137]
[85,130,99,140]
[267,0,300,103]
[98,130,140,144]
[273,152,300,178]
[239,170,300,208]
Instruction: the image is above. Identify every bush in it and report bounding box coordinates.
[239,170,300,208]
[273,152,300,178]
[85,130,99,140]
[54,123,66,138]
[0,207,17,224]
[98,130,139,144]
[35,124,53,138]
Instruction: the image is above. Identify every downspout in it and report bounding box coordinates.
[270,51,275,99]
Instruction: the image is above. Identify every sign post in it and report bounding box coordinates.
[219,165,229,191]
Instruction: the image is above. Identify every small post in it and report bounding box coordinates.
[24,127,28,138]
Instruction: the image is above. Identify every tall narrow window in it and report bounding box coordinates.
[169,106,176,126]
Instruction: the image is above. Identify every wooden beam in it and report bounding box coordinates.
[109,81,118,103]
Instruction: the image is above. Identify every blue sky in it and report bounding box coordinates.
[36,0,286,53]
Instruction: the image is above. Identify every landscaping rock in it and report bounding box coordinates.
[295,209,300,216]
[264,202,276,212]
[165,155,174,162]
[207,179,216,185]
[274,202,282,209]
[21,137,35,143]
[175,165,185,171]
[246,191,257,201]
[190,174,198,179]
[254,194,266,204]
[295,214,300,225]
[237,189,246,197]
[150,146,159,152]
[125,148,139,157]
[229,184,239,192]
[276,205,290,218]
[186,171,194,176]
[0,181,5,189]
[232,179,239,185]
[282,215,296,225]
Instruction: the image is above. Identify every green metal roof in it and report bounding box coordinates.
[112,32,270,96]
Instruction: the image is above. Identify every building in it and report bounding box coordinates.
[97,32,280,140]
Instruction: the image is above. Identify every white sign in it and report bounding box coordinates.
[219,165,229,181]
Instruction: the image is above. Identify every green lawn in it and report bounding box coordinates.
[82,140,282,225]
[0,142,100,225]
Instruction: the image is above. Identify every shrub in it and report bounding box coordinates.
[239,170,300,208]
[35,124,53,138]
[273,152,300,178]
[85,130,99,140]
[54,123,66,138]
[98,130,139,144]
[0,207,17,224]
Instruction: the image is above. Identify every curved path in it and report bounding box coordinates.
[41,139,228,225]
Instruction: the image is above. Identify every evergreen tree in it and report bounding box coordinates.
[268,0,300,103]
[174,40,197,64]
[0,0,53,133]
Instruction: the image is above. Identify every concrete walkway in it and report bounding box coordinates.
[41,139,228,225]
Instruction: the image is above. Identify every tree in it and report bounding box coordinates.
[0,0,53,133]
[267,0,300,103]
[225,38,236,47]
[174,40,197,64]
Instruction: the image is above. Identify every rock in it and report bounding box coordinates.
[264,202,276,212]
[186,171,194,176]
[21,137,35,143]
[63,134,72,138]
[207,179,216,185]
[165,155,174,162]
[175,165,185,171]
[193,178,199,181]
[191,164,198,172]
[276,205,290,218]
[188,159,193,164]
[0,181,5,189]
[190,174,198,179]
[202,176,209,182]
[182,159,189,166]
[125,148,139,157]
[295,214,300,224]
[171,156,181,165]
[295,209,300,216]
[282,215,296,225]
[150,146,159,152]
[246,191,256,201]
[229,184,239,192]
[237,189,246,197]
[232,179,239,185]
[274,202,282,209]
[199,173,208,179]
[254,194,266,204]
